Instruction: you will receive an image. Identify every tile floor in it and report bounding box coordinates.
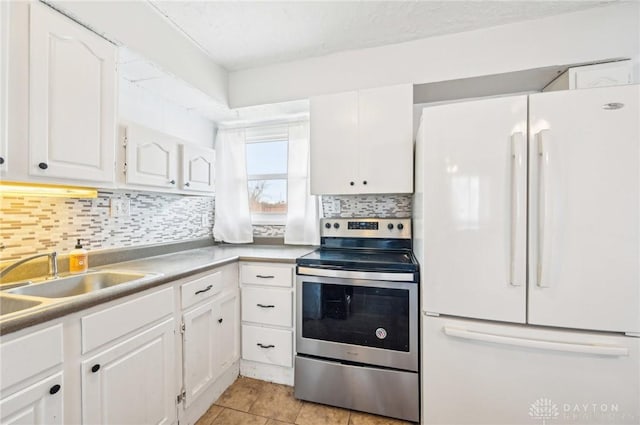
[196,377,413,425]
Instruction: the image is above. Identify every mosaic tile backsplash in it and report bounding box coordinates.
[1,191,215,262]
[322,194,412,218]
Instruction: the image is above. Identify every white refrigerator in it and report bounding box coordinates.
[414,85,639,424]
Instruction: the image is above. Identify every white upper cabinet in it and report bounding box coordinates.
[180,144,215,193]
[123,124,179,189]
[29,2,116,183]
[310,84,413,195]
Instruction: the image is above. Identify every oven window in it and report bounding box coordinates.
[301,281,410,352]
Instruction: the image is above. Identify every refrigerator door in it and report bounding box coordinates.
[422,315,640,425]
[528,85,640,334]
[418,95,527,323]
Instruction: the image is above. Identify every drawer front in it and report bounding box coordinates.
[242,287,292,327]
[181,271,224,309]
[242,325,292,367]
[0,324,63,392]
[82,287,174,353]
[240,264,293,288]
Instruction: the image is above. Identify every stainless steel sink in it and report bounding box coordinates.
[0,295,43,315]
[6,271,150,298]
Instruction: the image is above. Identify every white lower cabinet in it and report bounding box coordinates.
[0,324,64,424]
[182,290,239,408]
[239,262,295,385]
[0,372,64,425]
[82,319,176,425]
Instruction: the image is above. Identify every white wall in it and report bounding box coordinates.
[229,2,640,107]
[119,78,216,148]
[47,0,228,105]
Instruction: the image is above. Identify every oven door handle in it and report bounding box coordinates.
[297,266,415,282]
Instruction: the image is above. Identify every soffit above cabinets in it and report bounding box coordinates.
[149,0,612,71]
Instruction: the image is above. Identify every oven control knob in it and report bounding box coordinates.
[325,222,331,229]
[397,223,404,230]
[333,223,340,229]
[387,223,394,230]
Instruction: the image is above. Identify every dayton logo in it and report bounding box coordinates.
[529,398,559,424]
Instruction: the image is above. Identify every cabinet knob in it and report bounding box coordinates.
[91,364,101,373]
[362,180,367,185]
[218,318,223,324]
[185,182,190,187]
[169,179,176,185]
[38,162,48,170]
[0,156,4,165]
[49,384,61,395]
[349,181,354,186]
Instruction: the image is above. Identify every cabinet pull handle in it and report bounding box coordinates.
[38,162,48,170]
[185,182,190,187]
[257,343,275,349]
[256,275,274,279]
[195,285,213,295]
[169,179,176,185]
[91,364,101,373]
[217,318,223,324]
[49,384,61,395]
[257,304,275,308]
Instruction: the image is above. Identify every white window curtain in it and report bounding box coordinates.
[213,128,254,243]
[285,121,320,245]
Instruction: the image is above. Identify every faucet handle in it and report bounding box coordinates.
[49,251,59,279]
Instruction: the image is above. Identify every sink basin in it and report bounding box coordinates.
[0,295,43,315]
[6,271,150,298]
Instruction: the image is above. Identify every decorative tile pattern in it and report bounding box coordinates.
[0,190,214,262]
[322,195,412,218]
[253,225,285,238]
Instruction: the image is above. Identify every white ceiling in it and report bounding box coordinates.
[150,0,613,71]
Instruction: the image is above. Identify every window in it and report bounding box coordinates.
[245,125,289,224]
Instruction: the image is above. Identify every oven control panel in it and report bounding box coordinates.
[320,218,411,239]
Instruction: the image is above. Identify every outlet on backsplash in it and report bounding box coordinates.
[110,198,131,217]
[201,213,211,227]
[332,199,341,213]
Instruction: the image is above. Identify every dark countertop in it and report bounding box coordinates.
[0,244,316,336]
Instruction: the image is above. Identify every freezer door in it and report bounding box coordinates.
[419,95,528,323]
[528,85,640,333]
[422,315,640,425]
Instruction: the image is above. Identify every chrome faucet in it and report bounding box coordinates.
[0,252,59,281]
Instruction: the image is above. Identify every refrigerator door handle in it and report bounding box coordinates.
[510,132,526,286]
[537,130,553,288]
[443,327,629,357]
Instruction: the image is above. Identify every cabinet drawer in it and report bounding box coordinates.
[0,324,63,391]
[82,287,174,353]
[242,325,292,367]
[242,287,292,327]
[240,264,293,287]
[181,271,224,309]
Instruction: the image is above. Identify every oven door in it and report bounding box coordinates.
[296,272,418,372]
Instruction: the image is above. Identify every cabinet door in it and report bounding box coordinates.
[528,85,640,333]
[310,91,359,195]
[0,373,63,425]
[182,300,217,408]
[358,84,413,194]
[82,319,176,425]
[215,291,240,372]
[420,95,528,323]
[180,144,215,192]
[29,2,116,183]
[125,124,179,189]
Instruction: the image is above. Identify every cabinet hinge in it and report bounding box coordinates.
[123,135,128,147]
[180,322,186,334]
[176,388,186,404]
[123,162,127,174]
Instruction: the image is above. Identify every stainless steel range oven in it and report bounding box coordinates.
[294,218,419,423]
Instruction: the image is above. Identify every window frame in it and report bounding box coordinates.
[245,133,289,226]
